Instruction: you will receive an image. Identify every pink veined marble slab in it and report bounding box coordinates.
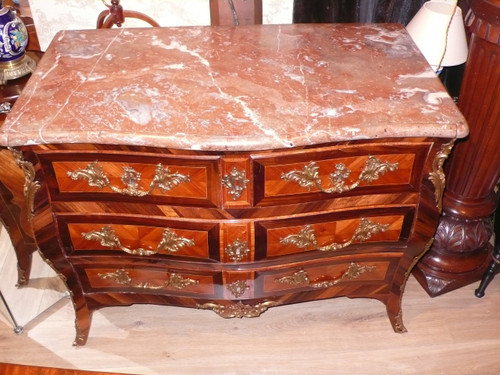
[0,23,468,151]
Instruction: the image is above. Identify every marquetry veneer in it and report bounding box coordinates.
[0,24,468,345]
[14,137,449,345]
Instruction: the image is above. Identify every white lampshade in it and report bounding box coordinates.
[406,1,468,71]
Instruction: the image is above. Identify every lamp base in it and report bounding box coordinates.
[0,54,36,85]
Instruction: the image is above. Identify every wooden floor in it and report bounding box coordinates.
[1,268,499,375]
[4,2,497,374]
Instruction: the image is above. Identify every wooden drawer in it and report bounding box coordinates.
[58,215,220,262]
[252,143,428,206]
[257,258,397,296]
[36,151,221,207]
[80,264,220,298]
[57,207,412,264]
[255,207,414,260]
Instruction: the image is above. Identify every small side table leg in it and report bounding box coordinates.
[475,245,500,297]
[0,290,23,334]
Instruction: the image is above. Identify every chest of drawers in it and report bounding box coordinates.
[0,24,468,345]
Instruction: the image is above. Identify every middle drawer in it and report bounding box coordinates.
[60,216,220,262]
[57,206,413,263]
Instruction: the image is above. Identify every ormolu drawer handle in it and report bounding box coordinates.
[222,167,250,200]
[67,161,190,197]
[81,226,195,256]
[227,280,250,298]
[98,268,199,290]
[275,262,376,288]
[279,218,389,252]
[225,238,250,263]
[280,156,398,193]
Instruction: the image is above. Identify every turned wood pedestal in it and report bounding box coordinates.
[413,0,500,296]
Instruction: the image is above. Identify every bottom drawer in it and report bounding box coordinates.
[77,256,398,299]
[80,265,220,298]
[256,258,397,296]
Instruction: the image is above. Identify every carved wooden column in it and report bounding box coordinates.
[413,0,500,296]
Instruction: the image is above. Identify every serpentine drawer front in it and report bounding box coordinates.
[253,142,427,206]
[57,208,410,260]
[0,24,468,345]
[40,151,221,207]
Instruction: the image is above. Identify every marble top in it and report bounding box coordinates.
[0,23,468,151]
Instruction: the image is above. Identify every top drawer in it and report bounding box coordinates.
[36,151,221,207]
[252,142,429,206]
